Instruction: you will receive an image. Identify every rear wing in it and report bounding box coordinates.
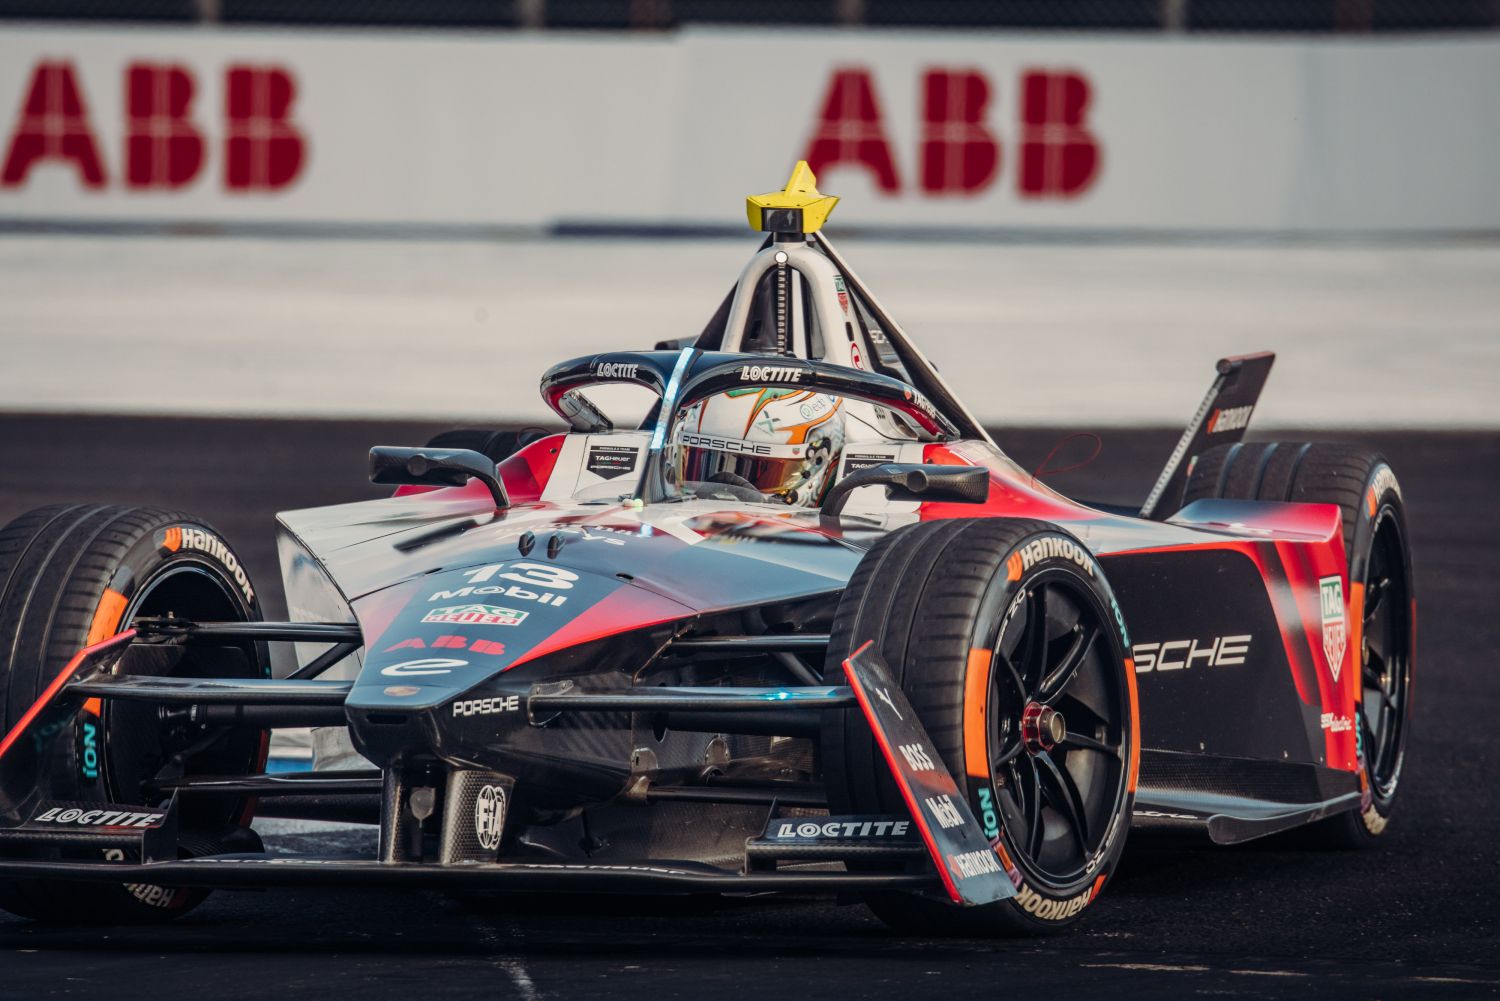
[1139,352,1275,520]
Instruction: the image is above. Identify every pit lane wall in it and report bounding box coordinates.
[1,26,1497,235]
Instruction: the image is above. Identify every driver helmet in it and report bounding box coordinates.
[673,387,846,506]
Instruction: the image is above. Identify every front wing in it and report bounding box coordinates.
[0,622,1005,904]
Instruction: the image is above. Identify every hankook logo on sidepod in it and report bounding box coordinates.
[380,658,468,677]
[475,784,506,851]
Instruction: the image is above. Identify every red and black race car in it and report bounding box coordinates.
[0,165,1413,934]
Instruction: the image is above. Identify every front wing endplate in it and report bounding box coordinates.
[842,641,1015,906]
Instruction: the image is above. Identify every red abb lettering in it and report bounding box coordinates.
[1,61,106,188]
[224,65,306,192]
[125,63,205,189]
[801,68,901,194]
[920,69,999,196]
[1017,70,1100,199]
[385,636,506,656]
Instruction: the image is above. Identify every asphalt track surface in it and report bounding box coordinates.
[0,414,1495,999]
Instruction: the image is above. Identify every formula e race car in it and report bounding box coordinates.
[0,164,1414,935]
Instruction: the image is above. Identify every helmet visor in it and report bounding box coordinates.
[673,433,810,501]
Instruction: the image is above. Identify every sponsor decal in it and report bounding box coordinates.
[1320,576,1347,683]
[1108,594,1130,648]
[926,794,965,830]
[383,686,420,697]
[843,451,895,475]
[1133,634,1251,672]
[679,431,777,458]
[423,604,527,627]
[78,719,99,780]
[898,742,936,771]
[159,526,255,605]
[1207,405,1254,434]
[1015,882,1095,921]
[102,849,184,909]
[900,388,942,424]
[1133,809,1199,820]
[452,695,520,717]
[848,341,863,367]
[592,361,639,380]
[1320,712,1353,732]
[1367,466,1401,517]
[739,364,803,384]
[186,857,338,866]
[428,584,568,607]
[586,444,639,480]
[380,658,468,677]
[797,395,832,421]
[949,848,1003,879]
[1007,535,1096,580]
[474,784,506,851]
[874,687,904,720]
[460,562,579,591]
[770,819,912,840]
[385,636,505,656]
[975,787,1000,839]
[911,394,941,423]
[33,806,162,828]
[556,526,629,547]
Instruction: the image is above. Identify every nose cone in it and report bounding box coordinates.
[346,562,693,711]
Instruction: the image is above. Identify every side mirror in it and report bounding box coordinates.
[369,446,509,508]
[821,463,988,518]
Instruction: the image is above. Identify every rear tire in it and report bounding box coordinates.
[0,505,266,922]
[824,519,1137,936]
[1182,443,1414,846]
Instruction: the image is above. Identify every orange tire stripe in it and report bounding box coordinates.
[963,647,993,778]
[85,588,129,647]
[1123,656,1140,792]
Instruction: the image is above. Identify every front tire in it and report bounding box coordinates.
[824,518,1138,936]
[0,505,266,922]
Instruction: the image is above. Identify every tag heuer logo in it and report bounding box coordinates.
[1319,576,1346,683]
[423,604,527,627]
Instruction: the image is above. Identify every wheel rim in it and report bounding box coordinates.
[1360,511,1411,801]
[986,568,1128,884]
[103,563,262,830]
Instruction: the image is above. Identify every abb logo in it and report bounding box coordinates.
[1,60,306,192]
[803,67,1100,199]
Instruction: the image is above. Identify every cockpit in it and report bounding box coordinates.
[530,162,991,513]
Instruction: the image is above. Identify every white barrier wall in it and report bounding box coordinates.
[0,26,1496,233]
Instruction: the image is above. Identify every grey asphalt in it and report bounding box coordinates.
[0,415,1494,999]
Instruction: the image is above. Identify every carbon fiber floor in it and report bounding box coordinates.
[0,416,1495,999]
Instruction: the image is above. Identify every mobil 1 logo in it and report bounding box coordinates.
[430,562,580,608]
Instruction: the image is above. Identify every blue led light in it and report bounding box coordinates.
[649,348,694,452]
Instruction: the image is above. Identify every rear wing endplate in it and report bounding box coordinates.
[1139,352,1275,520]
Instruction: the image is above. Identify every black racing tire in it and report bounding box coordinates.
[823,518,1137,936]
[1182,442,1414,846]
[0,505,266,923]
